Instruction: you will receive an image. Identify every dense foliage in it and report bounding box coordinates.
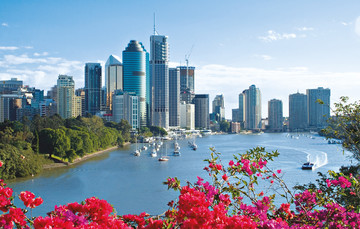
[0,115,132,179]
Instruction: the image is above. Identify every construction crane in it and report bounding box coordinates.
[185,45,194,89]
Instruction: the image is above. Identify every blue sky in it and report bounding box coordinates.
[1,0,360,117]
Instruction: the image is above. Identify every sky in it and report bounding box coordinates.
[1,0,360,118]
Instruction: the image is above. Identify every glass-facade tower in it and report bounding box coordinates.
[244,85,261,130]
[123,40,148,127]
[307,87,331,129]
[85,63,102,115]
[150,34,169,129]
[289,92,308,131]
[169,68,180,127]
[268,99,283,131]
[105,55,123,112]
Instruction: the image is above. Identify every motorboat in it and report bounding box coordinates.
[134,150,140,157]
[141,145,148,151]
[173,148,181,156]
[302,162,314,170]
[158,157,169,161]
[150,148,157,157]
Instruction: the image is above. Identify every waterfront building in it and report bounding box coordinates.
[57,75,75,119]
[105,55,123,112]
[268,99,283,131]
[123,40,148,127]
[232,108,240,122]
[75,88,85,117]
[0,78,23,94]
[307,87,331,129]
[231,122,241,133]
[289,92,308,131]
[169,68,180,127]
[180,101,195,130]
[212,94,225,122]
[112,90,139,129]
[85,63,102,115]
[179,66,195,103]
[244,85,261,130]
[193,94,210,129]
[150,34,169,129]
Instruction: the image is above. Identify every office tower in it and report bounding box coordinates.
[193,94,210,129]
[123,40,148,127]
[57,75,75,119]
[112,90,139,129]
[232,108,240,122]
[85,63,102,115]
[239,93,245,123]
[30,89,44,109]
[0,94,23,122]
[72,96,82,118]
[244,85,261,130]
[39,99,57,117]
[75,88,85,117]
[180,101,195,130]
[268,99,283,131]
[212,94,225,122]
[0,78,23,94]
[289,92,308,131]
[179,66,195,103]
[169,68,180,127]
[307,87,331,129]
[47,85,57,102]
[150,34,169,129]
[105,55,123,112]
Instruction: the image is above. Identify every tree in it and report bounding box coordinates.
[219,120,230,132]
[323,96,360,161]
[32,130,39,154]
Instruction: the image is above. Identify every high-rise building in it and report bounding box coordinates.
[0,78,23,94]
[47,85,57,103]
[150,34,169,129]
[0,94,23,122]
[193,94,209,129]
[232,108,240,122]
[212,94,225,122]
[179,66,195,103]
[39,99,57,117]
[268,99,283,131]
[105,55,123,112]
[112,90,139,129]
[123,40,148,127]
[169,68,180,127]
[307,87,331,129]
[244,85,261,130]
[180,101,195,130]
[85,63,102,115]
[57,75,75,119]
[239,93,245,123]
[289,92,308,131]
[72,95,82,118]
[75,88,85,117]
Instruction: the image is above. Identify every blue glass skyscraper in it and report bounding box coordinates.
[85,63,102,115]
[123,40,148,127]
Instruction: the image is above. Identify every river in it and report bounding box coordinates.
[8,132,352,217]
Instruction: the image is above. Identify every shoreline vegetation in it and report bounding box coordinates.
[42,143,130,170]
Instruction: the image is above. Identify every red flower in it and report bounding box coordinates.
[222,174,228,181]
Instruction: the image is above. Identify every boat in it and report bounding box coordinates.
[158,156,169,161]
[301,162,314,170]
[173,137,181,156]
[134,150,140,157]
[188,136,197,151]
[150,148,157,157]
[141,145,148,151]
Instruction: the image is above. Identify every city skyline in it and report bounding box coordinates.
[1,1,360,118]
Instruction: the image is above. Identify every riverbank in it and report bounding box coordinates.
[43,142,130,170]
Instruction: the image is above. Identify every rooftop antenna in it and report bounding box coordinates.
[153,13,157,35]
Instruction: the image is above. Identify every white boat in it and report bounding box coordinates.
[134,150,140,157]
[141,145,148,151]
[188,140,197,151]
[301,162,314,170]
[173,149,181,156]
[150,148,157,157]
[158,157,169,161]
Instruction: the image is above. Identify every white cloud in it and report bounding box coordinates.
[259,30,297,42]
[1,23,8,27]
[297,27,314,31]
[0,46,19,51]
[196,64,360,118]
[355,17,360,37]
[34,52,49,57]
[254,54,273,61]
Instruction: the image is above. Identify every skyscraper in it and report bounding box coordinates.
[193,94,210,129]
[268,99,283,131]
[112,90,139,129]
[150,34,169,129]
[169,68,180,127]
[57,75,75,119]
[307,87,331,129]
[179,66,195,103]
[289,92,308,131]
[244,85,261,130]
[105,55,123,112]
[123,40,148,127]
[85,63,102,115]
[212,94,225,122]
